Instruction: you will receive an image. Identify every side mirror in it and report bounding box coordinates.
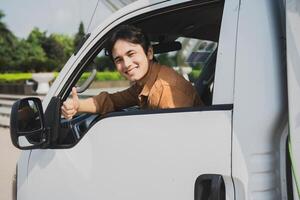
[10,97,48,150]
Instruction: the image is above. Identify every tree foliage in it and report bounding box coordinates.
[27,27,46,45]
[94,56,115,71]
[0,12,78,73]
[0,15,176,74]
[51,33,74,58]
[74,21,85,49]
[0,10,17,46]
[15,38,47,72]
[0,10,18,68]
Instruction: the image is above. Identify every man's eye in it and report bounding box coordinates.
[114,59,121,64]
[128,52,135,57]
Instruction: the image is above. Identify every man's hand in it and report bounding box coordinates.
[61,87,80,119]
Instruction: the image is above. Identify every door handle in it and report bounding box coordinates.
[194,174,225,200]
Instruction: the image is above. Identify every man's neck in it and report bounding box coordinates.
[137,61,153,86]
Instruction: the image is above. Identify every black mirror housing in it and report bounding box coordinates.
[10,97,48,150]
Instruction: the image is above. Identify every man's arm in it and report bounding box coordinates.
[61,85,139,119]
[92,84,139,114]
[61,87,98,119]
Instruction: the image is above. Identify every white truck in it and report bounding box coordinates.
[9,0,300,199]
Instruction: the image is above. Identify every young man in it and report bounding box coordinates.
[62,25,203,119]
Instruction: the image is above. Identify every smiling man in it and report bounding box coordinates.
[61,25,203,119]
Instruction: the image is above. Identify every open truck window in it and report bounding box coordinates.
[56,1,225,147]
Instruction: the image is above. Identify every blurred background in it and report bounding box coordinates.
[0,0,135,121]
[0,0,115,83]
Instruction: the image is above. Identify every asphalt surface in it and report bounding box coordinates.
[0,127,20,200]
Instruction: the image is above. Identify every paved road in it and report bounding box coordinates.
[0,127,20,200]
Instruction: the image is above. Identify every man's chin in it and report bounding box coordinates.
[126,74,140,82]
[129,78,138,82]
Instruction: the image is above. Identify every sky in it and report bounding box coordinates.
[0,0,113,39]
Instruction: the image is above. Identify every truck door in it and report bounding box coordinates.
[286,0,300,198]
[27,107,233,200]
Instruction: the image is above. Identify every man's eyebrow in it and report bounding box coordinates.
[113,56,120,62]
[126,50,135,54]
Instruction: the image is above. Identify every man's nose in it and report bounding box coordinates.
[123,57,132,68]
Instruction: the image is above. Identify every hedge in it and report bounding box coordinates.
[80,72,124,82]
[0,73,32,83]
[0,72,123,83]
[0,70,201,83]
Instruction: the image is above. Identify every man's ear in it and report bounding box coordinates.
[147,47,154,60]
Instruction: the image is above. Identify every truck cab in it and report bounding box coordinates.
[10,0,300,199]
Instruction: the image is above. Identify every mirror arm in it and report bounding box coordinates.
[41,127,51,148]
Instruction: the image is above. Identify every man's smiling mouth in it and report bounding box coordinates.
[126,66,138,75]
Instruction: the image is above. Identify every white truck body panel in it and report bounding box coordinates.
[233,1,287,199]
[286,0,300,197]
[24,110,232,200]
[212,0,239,105]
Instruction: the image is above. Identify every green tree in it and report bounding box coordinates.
[14,28,65,72]
[51,33,74,58]
[11,28,49,72]
[0,10,18,70]
[27,27,46,45]
[40,35,65,71]
[15,39,47,72]
[0,10,16,46]
[94,56,114,71]
[74,21,85,49]
[0,38,15,69]
[26,29,73,71]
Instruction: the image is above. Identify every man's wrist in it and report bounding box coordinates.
[77,100,81,113]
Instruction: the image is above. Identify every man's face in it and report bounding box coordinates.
[112,39,153,82]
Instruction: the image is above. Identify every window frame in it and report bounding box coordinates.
[58,0,226,105]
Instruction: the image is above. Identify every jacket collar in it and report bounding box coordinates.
[137,61,161,98]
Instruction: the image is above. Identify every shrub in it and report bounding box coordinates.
[0,71,125,84]
[78,71,123,82]
[95,72,124,81]
[0,73,32,83]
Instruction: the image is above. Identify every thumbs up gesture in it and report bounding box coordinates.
[61,87,80,119]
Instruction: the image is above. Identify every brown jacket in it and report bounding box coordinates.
[93,62,203,114]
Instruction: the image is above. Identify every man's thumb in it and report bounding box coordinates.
[71,87,79,101]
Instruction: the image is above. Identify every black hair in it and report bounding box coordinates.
[105,25,151,61]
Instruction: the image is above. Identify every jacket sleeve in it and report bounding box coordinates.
[92,84,139,115]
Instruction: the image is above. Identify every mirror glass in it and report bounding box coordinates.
[17,99,42,132]
[18,136,35,147]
